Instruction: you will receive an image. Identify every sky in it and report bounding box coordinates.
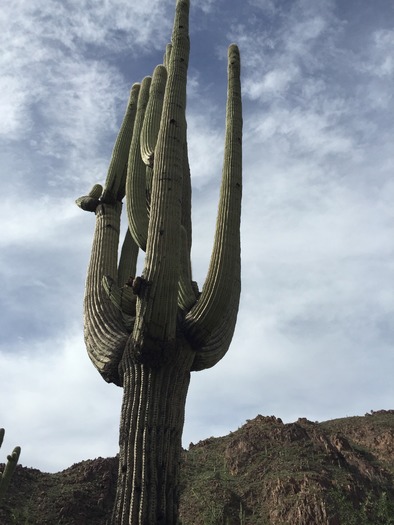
[1,0,393,473]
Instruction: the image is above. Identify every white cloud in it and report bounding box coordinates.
[0,329,122,472]
[229,0,343,105]
[195,0,216,14]
[0,0,173,147]
[187,111,225,189]
[0,75,31,138]
[245,65,300,99]
[247,0,278,16]
[0,0,173,55]
[365,29,394,77]
[0,194,87,249]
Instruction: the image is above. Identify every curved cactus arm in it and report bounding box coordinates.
[177,117,194,312]
[102,83,141,204]
[184,44,242,365]
[178,225,199,312]
[102,276,136,332]
[191,260,240,370]
[102,276,136,317]
[181,139,192,253]
[163,43,172,69]
[84,203,129,385]
[118,228,139,288]
[0,430,21,502]
[141,66,167,216]
[126,76,152,251]
[145,165,153,215]
[140,65,167,168]
[76,83,140,383]
[104,226,140,315]
[132,0,190,350]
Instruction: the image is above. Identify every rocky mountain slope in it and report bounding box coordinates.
[1,410,393,524]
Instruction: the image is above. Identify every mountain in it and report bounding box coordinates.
[1,410,393,524]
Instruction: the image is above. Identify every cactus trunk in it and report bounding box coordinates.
[112,340,194,524]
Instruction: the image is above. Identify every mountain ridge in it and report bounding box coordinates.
[1,410,393,524]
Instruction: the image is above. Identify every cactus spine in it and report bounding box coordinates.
[76,1,242,523]
[0,429,21,502]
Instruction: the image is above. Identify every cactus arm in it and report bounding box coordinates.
[0,430,21,502]
[163,43,172,69]
[102,276,135,332]
[140,65,167,169]
[140,66,167,216]
[102,83,141,204]
[102,276,136,317]
[131,0,190,351]
[84,202,129,385]
[76,83,141,383]
[117,228,139,288]
[184,44,242,368]
[178,225,199,312]
[126,76,152,250]
[191,258,240,371]
[177,113,194,311]
[181,139,192,252]
[102,228,139,328]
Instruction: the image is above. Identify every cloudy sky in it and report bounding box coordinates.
[1,0,393,473]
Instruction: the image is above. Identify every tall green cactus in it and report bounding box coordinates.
[77,1,242,523]
[0,429,21,502]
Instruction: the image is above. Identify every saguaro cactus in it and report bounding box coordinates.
[77,1,242,523]
[0,429,21,502]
